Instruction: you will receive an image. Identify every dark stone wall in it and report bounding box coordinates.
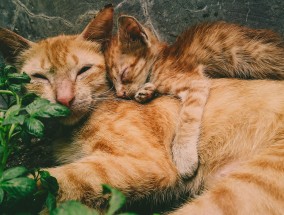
[0,0,283,55]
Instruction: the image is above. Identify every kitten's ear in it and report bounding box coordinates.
[118,15,150,48]
[0,27,33,64]
[80,4,114,43]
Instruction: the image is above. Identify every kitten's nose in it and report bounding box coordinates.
[116,91,127,98]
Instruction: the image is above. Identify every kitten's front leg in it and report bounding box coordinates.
[172,79,211,179]
[135,82,156,103]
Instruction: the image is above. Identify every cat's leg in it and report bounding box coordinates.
[42,152,178,211]
[172,79,210,179]
[135,82,156,103]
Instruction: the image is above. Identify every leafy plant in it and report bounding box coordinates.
[0,64,139,214]
[51,185,136,215]
[0,64,69,213]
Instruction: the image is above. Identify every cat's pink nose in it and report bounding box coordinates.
[57,96,74,107]
[56,80,75,107]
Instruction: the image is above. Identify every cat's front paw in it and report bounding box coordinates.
[172,140,199,180]
[135,83,156,103]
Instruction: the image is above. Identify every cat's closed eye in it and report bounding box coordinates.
[78,65,93,76]
[31,73,48,81]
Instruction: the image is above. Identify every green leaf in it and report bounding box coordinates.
[8,84,22,93]
[5,104,20,118]
[4,65,17,75]
[0,188,4,204]
[2,167,28,181]
[103,184,126,215]
[0,145,4,154]
[0,76,7,86]
[39,170,50,178]
[21,93,38,106]
[38,103,70,118]
[24,117,44,137]
[25,98,50,116]
[1,177,36,199]
[7,72,31,84]
[46,192,57,212]
[39,171,59,195]
[118,213,138,215]
[51,200,99,215]
[26,98,70,118]
[2,104,25,125]
[2,114,25,125]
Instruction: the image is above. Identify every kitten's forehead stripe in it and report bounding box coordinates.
[40,58,45,69]
[72,54,79,65]
[96,64,105,70]
[49,67,55,74]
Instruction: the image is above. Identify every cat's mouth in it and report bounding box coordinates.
[59,110,84,126]
[58,101,91,126]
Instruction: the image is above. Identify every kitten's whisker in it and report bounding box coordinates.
[92,86,115,96]
[92,97,126,101]
[125,88,133,100]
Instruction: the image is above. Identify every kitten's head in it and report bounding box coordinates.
[0,5,114,125]
[105,15,165,99]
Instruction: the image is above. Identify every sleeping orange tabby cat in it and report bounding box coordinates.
[105,15,284,178]
[1,5,284,214]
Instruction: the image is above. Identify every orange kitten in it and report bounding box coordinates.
[1,6,284,214]
[105,16,284,178]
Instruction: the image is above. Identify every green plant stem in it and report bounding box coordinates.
[0,139,8,174]
[8,124,16,142]
[0,124,15,174]
[0,90,13,96]
[0,92,21,175]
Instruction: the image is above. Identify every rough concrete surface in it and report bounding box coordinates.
[0,0,283,43]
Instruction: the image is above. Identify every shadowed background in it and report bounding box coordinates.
[0,0,283,44]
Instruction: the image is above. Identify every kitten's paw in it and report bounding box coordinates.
[135,83,156,103]
[172,141,199,180]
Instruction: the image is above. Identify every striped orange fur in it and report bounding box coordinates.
[105,15,284,179]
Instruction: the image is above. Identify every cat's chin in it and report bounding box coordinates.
[59,113,86,126]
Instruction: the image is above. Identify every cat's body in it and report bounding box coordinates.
[52,79,284,215]
[106,17,284,178]
[1,6,284,214]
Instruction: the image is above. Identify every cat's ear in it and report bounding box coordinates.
[80,4,114,43]
[0,27,33,64]
[118,15,151,48]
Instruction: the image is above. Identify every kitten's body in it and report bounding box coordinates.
[106,17,284,178]
[1,7,284,214]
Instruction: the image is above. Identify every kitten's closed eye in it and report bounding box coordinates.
[121,67,130,83]
[31,73,48,81]
[78,65,93,76]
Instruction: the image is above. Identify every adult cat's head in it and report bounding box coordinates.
[105,15,166,99]
[0,5,114,125]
